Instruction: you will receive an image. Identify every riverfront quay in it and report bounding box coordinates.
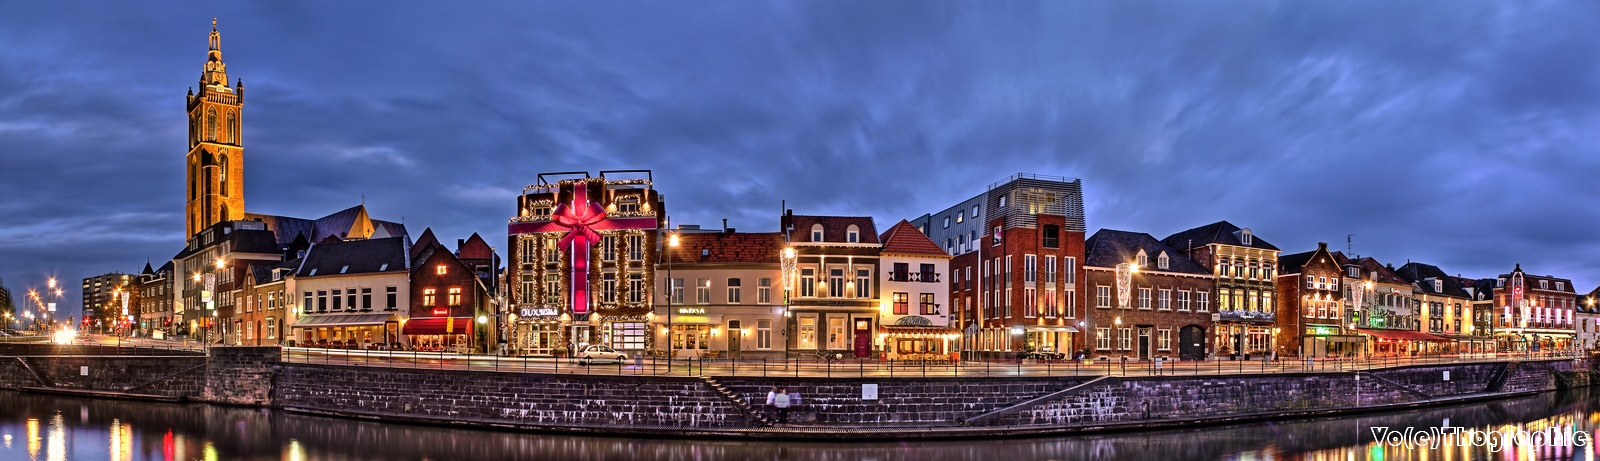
[1,344,1595,440]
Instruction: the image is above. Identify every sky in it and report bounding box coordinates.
[2,1,1598,320]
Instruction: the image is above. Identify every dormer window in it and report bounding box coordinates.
[956,211,964,224]
[1498,278,1506,288]
[1157,252,1169,270]
[1240,229,1253,246]
[1348,267,1359,277]
[1434,279,1443,292]
[810,224,824,242]
[1136,249,1148,268]
[846,225,860,243]
[1540,280,1549,290]
[1557,281,1565,291]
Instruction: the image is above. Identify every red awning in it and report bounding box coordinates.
[1356,328,1451,342]
[402,317,473,335]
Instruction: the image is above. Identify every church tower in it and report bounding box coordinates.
[185,18,245,237]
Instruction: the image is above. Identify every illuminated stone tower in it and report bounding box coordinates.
[185,18,245,237]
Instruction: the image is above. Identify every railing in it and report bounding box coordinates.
[271,346,1587,379]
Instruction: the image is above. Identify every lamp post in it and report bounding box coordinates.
[666,231,679,369]
[781,246,797,358]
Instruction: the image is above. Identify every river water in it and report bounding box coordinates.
[0,389,1596,460]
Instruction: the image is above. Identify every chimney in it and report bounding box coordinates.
[1317,242,1327,251]
[722,219,728,232]
[458,239,466,251]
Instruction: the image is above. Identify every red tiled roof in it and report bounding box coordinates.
[666,232,786,264]
[879,220,948,257]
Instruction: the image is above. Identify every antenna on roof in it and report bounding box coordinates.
[1346,234,1354,258]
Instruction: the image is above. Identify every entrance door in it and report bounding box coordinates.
[1137,328,1151,360]
[1179,326,1205,360]
[853,319,872,358]
[727,320,742,358]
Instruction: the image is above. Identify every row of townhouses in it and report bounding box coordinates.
[99,21,1600,361]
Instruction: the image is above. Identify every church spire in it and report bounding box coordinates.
[201,18,230,91]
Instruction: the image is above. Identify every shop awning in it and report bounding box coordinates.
[290,313,397,328]
[402,317,473,335]
[1024,325,1080,333]
[883,325,960,336]
[1356,328,1451,342]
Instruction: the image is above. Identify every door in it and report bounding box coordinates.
[1179,326,1205,360]
[1137,328,1151,360]
[853,319,872,358]
[727,320,742,358]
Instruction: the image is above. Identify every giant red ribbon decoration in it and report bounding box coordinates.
[509,181,657,315]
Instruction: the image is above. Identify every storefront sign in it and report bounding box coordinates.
[677,307,706,315]
[1309,326,1337,336]
[431,308,450,316]
[519,307,558,317]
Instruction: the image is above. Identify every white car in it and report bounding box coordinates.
[574,344,628,364]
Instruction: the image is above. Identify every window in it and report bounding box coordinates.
[1097,285,1111,308]
[332,289,343,311]
[919,264,935,282]
[999,195,1008,208]
[602,273,617,303]
[1065,257,1076,284]
[1096,327,1111,350]
[1005,287,1013,317]
[1178,290,1190,311]
[317,290,328,312]
[893,292,909,315]
[1159,289,1171,311]
[942,216,950,229]
[1042,224,1059,248]
[757,278,772,304]
[1157,252,1169,270]
[1044,256,1057,284]
[601,235,616,261]
[1158,329,1172,351]
[827,317,847,350]
[1240,229,1253,245]
[629,274,645,303]
[1540,280,1549,290]
[856,269,871,298]
[696,278,711,304]
[444,287,459,306]
[1005,256,1013,284]
[810,224,824,242]
[545,238,561,263]
[671,278,684,304]
[1065,290,1076,318]
[436,265,448,275]
[1118,328,1132,350]
[265,318,276,340]
[972,204,980,217]
[386,286,397,309]
[798,316,817,350]
[1042,289,1057,317]
[1349,267,1359,277]
[800,269,815,297]
[1138,288,1151,310]
[361,288,372,310]
[1557,281,1565,291]
[1305,275,1314,289]
[1024,255,1037,283]
[727,278,742,304]
[1198,291,1210,312]
[829,269,845,297]
[628,235,644,260]
[1023,288,1037,317]
[992,226,1003,245]
[422,289,436,306]
[757,319,772,350]
[1318,276,1328,290]
[1136,250,1148,268]
[846,225,860,243]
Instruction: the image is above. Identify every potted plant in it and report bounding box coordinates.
[1217,345,1234,360]
[552,346,569,358]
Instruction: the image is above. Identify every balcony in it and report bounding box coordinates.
[887,271,940,283]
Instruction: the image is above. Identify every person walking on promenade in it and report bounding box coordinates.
[773,388,792,424]
[765,386,778,420]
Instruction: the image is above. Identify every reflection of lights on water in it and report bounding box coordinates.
[204,441,219,461]
[26,418,39,459]
[48,413,65,461]
[287,439,306,461]
[163,430,175,461]
[2,433,10,449]
[108,419,133,461]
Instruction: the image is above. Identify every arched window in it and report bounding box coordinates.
[219,154,229,196]
[846,225,860,243]
[810,224,824,242]
[220,203,230,221]
[206,109,217,141]
[227,112,238,144]
[190,162,198,200]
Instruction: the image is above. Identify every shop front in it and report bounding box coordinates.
[509,306,563,356]
[660,308,716,359]
[1216,322,1275,358]
[1356,328,1449,357]
[1496,331,1575,353]
[883,324,959,361]
[1023,325,1078,359]
[401,316,474,352]
[290,313,401,349]
[1300,324,1366,358]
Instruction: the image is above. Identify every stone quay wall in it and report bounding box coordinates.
[0,343,1592,438]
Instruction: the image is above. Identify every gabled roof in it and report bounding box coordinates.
[246,204,408,247]
[1161,220,1279,252]
[411,227,442,260]
[1330,252,1409,286]
[666,232,786,265]
[879,220,949,258]
[1278,243,1338,274]
[1498,264,1577,294]
[1394,261,1472,299]
[141,261,155,275]
[458,233,494,260]
[1084,229,1209,275]
[296,237,409,278]
[786,215,879,244]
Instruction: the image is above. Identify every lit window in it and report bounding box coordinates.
[448,287,462,306]
[422,288,436,306]
[436,265,447,275]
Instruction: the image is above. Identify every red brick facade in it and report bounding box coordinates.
[953,215,1086,356]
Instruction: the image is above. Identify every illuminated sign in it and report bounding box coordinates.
[431,308,450,316]
[676,307,706,315]
[1308,326,1337,336]
[519,307,558,317]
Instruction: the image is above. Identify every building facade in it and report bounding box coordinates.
[81,273,134,331]
[1396,261,1489,354]
[506,171,665,355]
[185,19,245,237]
[288,237,410,349]
[1579,288,1600,351]
[1163,221,1280,358]
[877,220,956,360]
[406,236,493,353]
[1083,229,1214,361]
[781,212,882,358]
[1274,243,1357,358]
[652,230,787,359]
[137,262,174,337]
[236,261,294,346]
[1492,264,1577,352]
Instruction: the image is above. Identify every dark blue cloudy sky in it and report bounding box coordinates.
[2,1,1598,319]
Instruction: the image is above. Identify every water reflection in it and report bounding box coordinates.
[0,389,1597,460]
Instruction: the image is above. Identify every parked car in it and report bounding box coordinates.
[574,344,628,364]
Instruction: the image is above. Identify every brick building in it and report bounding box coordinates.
[1082,229,1213,361]
[1163,221,1280,358]
[1396,260,1490,354]
[136,262,174,337]
[1492,264,1577,352]
[407,233,493,353]
[912,173,1087,359]
[1275,242,1359,358]
[781,212,882,358]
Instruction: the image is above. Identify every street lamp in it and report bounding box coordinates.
[666,231,679,368]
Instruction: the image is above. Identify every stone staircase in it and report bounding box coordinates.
[1485,362,1515,392]
[700,376,772,427]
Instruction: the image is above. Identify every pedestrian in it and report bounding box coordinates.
[765,386,777,419]
[773,388,791,424]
